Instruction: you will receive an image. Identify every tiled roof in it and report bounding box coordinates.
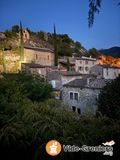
[46,71,82,81]
[22,63,44,68]
[88,79,111,88]
[93,64,120,69]
[63,78,111,89]
[63,79,87,88]
[62,71,82,76]
[75,57,96,61]
[24,46,53,52]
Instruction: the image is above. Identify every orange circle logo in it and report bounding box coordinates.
[46,140,62,156]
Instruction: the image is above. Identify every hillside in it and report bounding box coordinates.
[0,28,88,57]
[99,47,120,57]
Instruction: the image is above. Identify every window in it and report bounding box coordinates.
[85,67,89,71]
[69,92,79,100]
[85,60,88,64]
[79,66,83,71]
[80,60,82,64]
[35,54,38,59]
[70,92,73,100]
[92,61,94,65]
[74,93,78,100]
[77,108,81,114]
[114,72,116,76]
[48,55,49,60]
[106,69,109,76]
[72,106,76,112]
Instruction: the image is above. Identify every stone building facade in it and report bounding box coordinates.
[75,56,97,74]
[24,46,54,66]
[62,79,111,114]
[91,64,120,79]
[21,63,47,76]
[19,28,30,43]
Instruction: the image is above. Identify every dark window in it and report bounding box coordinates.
[77,108,81,114]
[36,54,38,59]
[70,92,73,100]
[106,69,108,76]
[79,66,83,71]
[48,55,49,60]
[114,72,116,76]
[85,61,88,64]
[74,93,78,100]
[85,67,89,71]
[72,106,76,112]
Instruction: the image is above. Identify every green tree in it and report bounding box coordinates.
[88,1,120,28]
[97,75,120,119]
[75,41,82,49]
[2,48,6,73]
[89,48,99,58]
[53,24,58,66]
[66,58,70,71]
[4,30,15,38]
[12,25,19,33]
[38,30,45,40]
[58,42,73,56]
[88,0,101,28]
[0,74,120,160]
[20,21,24,61]
[16,72,53,102]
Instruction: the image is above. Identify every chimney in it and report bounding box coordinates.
[87,78,90,86]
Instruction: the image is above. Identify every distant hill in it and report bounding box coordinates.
[99,47,120,57]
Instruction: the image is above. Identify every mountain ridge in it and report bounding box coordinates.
[99,46,120,57]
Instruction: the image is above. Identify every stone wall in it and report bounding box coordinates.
[24,48,54,66]
[0,50,20,73]
[91,65,120,79]
[21,64,47,76]
[75,58,97,74]
[62,86,100,114]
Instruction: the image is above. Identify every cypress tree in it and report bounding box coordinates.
[53,24,58,66]
[20,21,24,61]
[67,57,70,71]
[2,48,6,73]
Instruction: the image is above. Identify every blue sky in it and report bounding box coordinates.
[0,0,120,50]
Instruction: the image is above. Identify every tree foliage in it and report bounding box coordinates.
[12,25,20,33]
[0,73,120,159]
[4,30,16,38]
[20,21,24,61]
[97,75,120,119]
[88,0,101,28]
[89,47,100,58]
[53,24,58,66]
[66,58,70,71]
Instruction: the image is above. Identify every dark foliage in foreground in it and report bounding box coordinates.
[0,73,120,160]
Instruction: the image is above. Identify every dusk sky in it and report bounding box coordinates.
[0,0,120,50]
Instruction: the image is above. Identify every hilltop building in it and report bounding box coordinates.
[23,46,54,66]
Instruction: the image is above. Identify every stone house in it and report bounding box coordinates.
[21,63,67,77]
[91,64,120,79]
[21,63,47,76]
[24,46,54,66]
[58,56,75,70]
[75,56,97,74]
[46,70,82,99]
[62,78,111,114]
[47,70,83,89]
